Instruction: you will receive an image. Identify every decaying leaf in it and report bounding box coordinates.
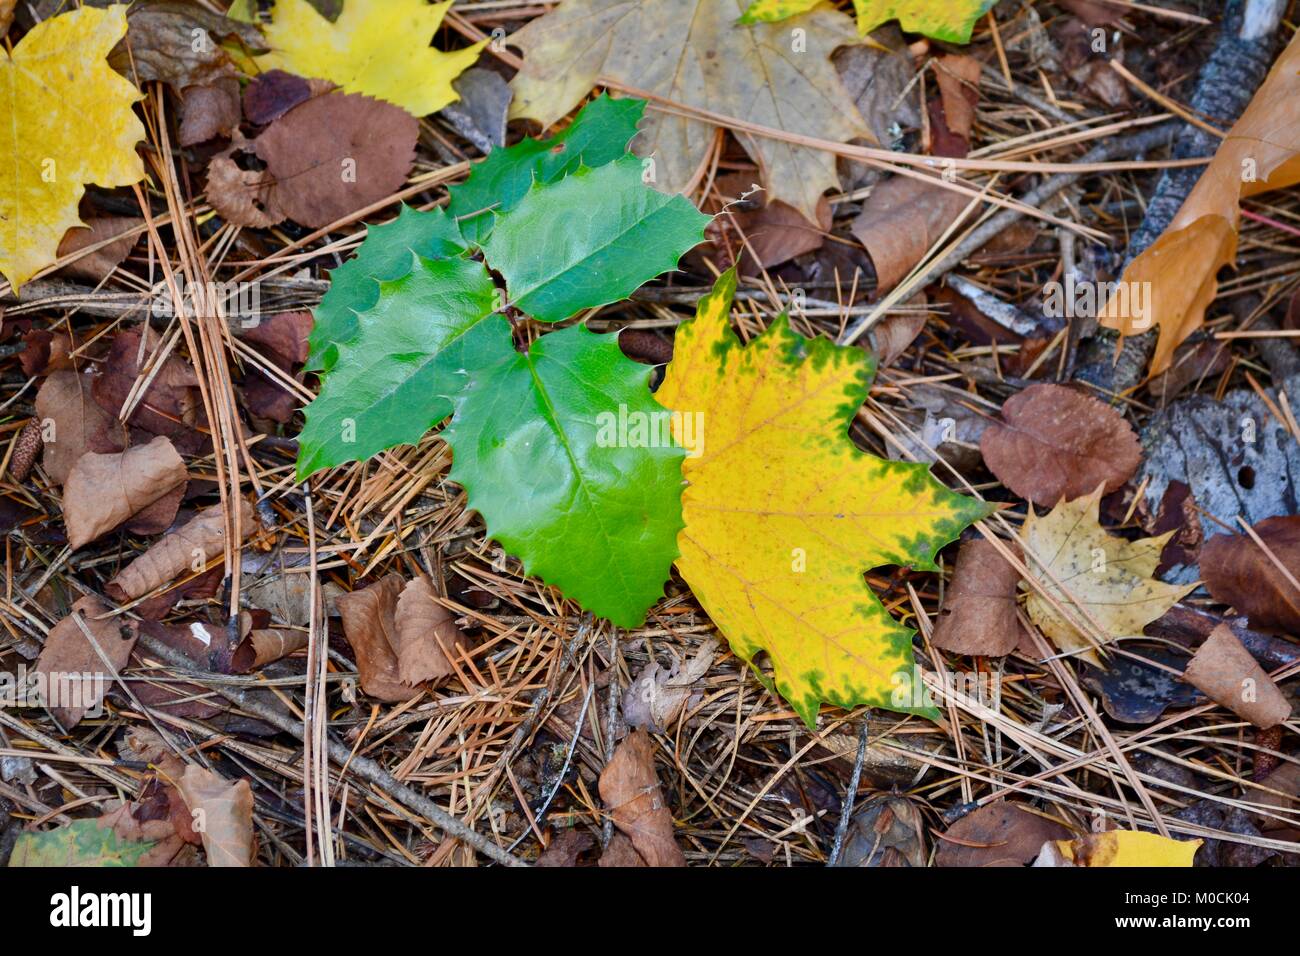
[55,216,143,283]
[508,0,870,223]
[622,639,717,732]
[34,371,127,485]
[231,627,308,672]
[1053,830,1200,867]
[9,816,157,868]
[981,383,1141,507]
[93,327,203,448]
[205,148,284,228]
[932,537,1028,657]
[935,801,1072,866]
[657,270,989,726]
[1200,516,1300,633]
[110,0,263,91]
[254,92,418,229]
[335,574,420,702]
[598,731,685,867]
[106,499,257,602]
[833,795,927,867]
[1099,30,1300,374]
[1019,486,1195,665]
[176,764,255,867]
[0,5,145,291]
[63,436,188,550]
[256,0,485,116]
[392,575,471,685]
[35,595,136,728]
[1182,624,1292,729]
[850,174,972,293]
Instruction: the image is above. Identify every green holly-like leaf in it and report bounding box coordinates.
[443,320,685,627]
[305,204,466,372]
[484,156,709,323]
[296,256,500,480]
[447,93,644,245]
[8,819,154,867]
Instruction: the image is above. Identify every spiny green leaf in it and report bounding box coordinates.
[305,204,466,372]
[484,156,709,323]
[9,819,154,867]
[448,94,644,245]
[443,322,685,627]
[296,256,500,480]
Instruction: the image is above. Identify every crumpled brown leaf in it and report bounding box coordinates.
[1200,516,1300,633]
[63,435,187,550]
[93,326,204,450]
[106,498,256,602]
[335,574,420,702]
[205,147,285,229]
[1099,30,1300,374]
[231,627,307,673]
[980,383,1141,507]
[622,639,716,732]
[110,0,263,90]
[254,92,417,229]
[176,764,255,867]
[932,537,1029,657]
[935,801,1073,867]
[598,730,685,867]
[18,326,82,377]
[34,371,126,485]
[1182,624,1292,730]
[179,78,241,146]
[393,575,472,685]
[933,54,980,149]
[851,173,972,293]
[36,595,136,728]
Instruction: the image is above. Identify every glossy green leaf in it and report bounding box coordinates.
[443,321,685,627]
[9,819,153,867]
[448,93,644,245]
[296,256,501,480]
[305,204,466,372]
[484,156,709,323]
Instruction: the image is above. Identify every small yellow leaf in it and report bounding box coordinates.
[657,271,989,727]
[1019,487,1195,665]
[256,0,486,117]
[1056,831,1200,867]
[740,0,992,43]
[1,5,145,292]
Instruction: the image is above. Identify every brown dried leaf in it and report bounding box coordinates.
[622,639,716,733]
[35,371,126,485]
[19,326,82,377]
[598,730,685,867]
[231,627,307,672]
[335,574,420,702]
[1099,31,1300,373]
[851,174,971,293]
[179,78,241,146]
[36,595,136,728]
[1200,516,1300,633]
[536,828,594,867]
[55,216,142,282]
[63,435,187,550]
[93,327,203,447]
[393,575,471,685]
[932,538,1028,657]
[110,0,263,90]
[933,54,980,144]
[935,801,1072,867]
[243,69,317,126]
[106,499,256,602]
[205,151,285,228]
[1182,624,1292,729]
[176,764,254,867]
[980,383,1141,506]
[254,92,417,229]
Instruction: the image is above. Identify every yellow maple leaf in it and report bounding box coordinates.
[657,271,990,727]
[1,5,144,292]
[1019,486,1195,666]
[1055,831,1200,867]
[255,0,486,117]
[739,0,992,44]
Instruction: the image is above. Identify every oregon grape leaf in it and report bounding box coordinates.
[442,321,685,627]
[484,157,708,323]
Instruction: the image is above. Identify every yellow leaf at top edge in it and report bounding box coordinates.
[256,0,486,117]
[1019,487,1195,667]
[1056,831,1201,867]
[657,270,990,728]
[1,5,145,292]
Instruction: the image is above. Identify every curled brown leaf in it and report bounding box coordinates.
[63,435,187,549]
